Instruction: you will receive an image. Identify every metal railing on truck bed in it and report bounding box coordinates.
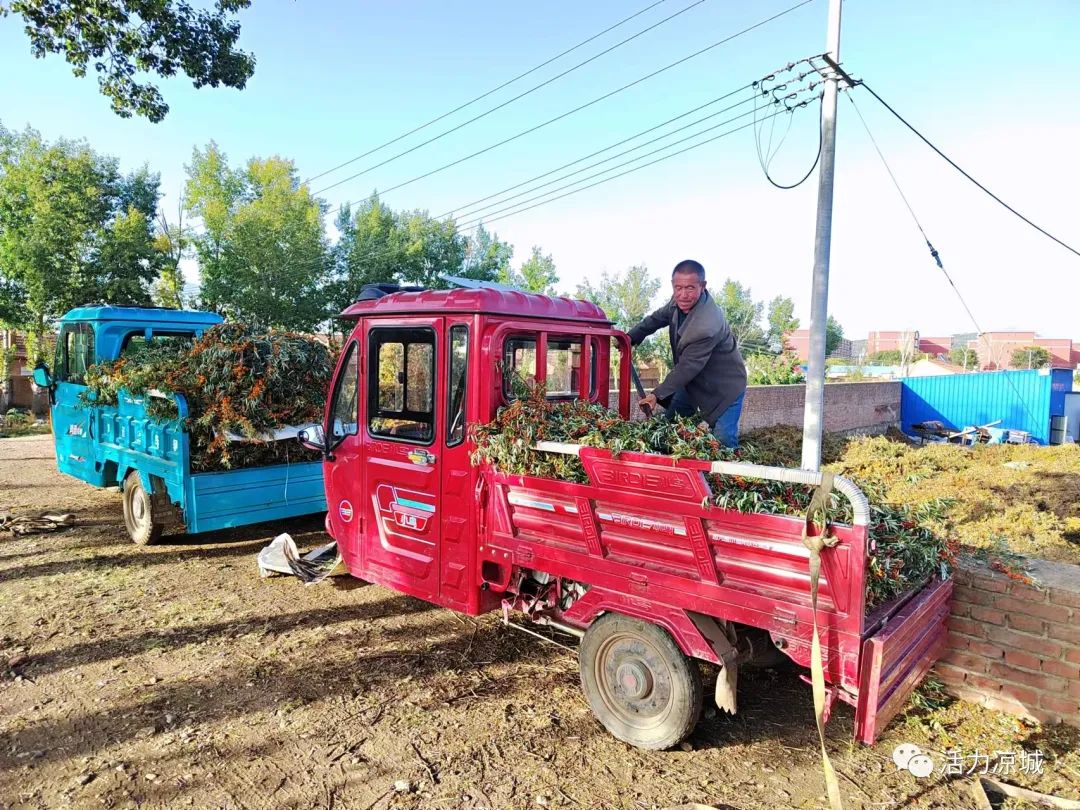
[479,442,952,744]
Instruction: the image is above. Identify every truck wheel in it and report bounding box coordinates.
[578,613,703,750]
[122,473,165,545]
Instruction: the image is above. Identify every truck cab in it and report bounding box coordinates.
[317,287,627,612]
[43,306,222,487]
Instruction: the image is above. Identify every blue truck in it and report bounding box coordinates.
[33,306,327,544]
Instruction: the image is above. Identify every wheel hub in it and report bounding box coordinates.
[616,661,653,700]
[133,491,147,523]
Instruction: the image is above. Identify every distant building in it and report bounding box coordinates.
[918,336,951,358]
[867,330,919,357]
[0,330,34,411]
[783,329,854,361]
[972,332,1078,370]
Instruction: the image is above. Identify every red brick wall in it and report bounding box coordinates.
[937,558,1080,725]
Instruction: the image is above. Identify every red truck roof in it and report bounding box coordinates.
[340,288,610,324]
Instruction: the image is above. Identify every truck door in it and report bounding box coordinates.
[322,338,364,570]
[53,323,106,485]
[360,319,443,602]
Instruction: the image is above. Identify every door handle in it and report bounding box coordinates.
[408,449,436,466]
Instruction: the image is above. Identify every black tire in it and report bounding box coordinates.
[122,473,165,546]
[578,613,703,750]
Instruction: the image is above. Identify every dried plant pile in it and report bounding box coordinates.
[471,383,955,610]
[83,324,332,471]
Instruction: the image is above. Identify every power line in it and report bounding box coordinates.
[317,0,819,205]
[753,70,823,189]
[455,99,808,231]
[312,0,710,196]
[304,0,674,185]
[451,94,763,226]
[858,81,1080,260]
[457,103,806,231]
[846,90,1043,429]
[438,84,755,221]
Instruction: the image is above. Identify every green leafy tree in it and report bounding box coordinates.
[330,194,401,314]
[152,198,190,308]
[1010,345,1051,370]
[825,315,844,357]
[766,295,799,352]
[715,279,765,349]
[868,350,903,365]
[745,353,805,386]
[185,143,330,331]
[460,223,512,282]
[503,246,559,295]
[949,346,979,370]
[577,264,670,374]
[0,125,160,357]
[3,0,256,122]
[396,209,467,289]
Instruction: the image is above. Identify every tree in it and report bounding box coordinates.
[185,143,330,331]
[4,0,256,122]
[715,279,765,349]
[153,196,190,308]
[396,209,468,289]
[577,265,670,374]
[1010,345,1051,370]
[503,246,558,295]
[949,346,979,370]
[460,223,512,282]
[825,315,844,357]
[0,125,161,358]
[868,350,903,365]
[745,353,805,386]
[766,295,799,352]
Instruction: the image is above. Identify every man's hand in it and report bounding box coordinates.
[639,393,658,415]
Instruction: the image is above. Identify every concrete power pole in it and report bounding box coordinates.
[800,0,844,471]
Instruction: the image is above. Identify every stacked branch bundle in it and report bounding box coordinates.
[471,384,957,611]
[83,324,333,471]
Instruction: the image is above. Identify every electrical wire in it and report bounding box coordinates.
[312,0,710,196]
[304,0,674,185]
[858,80,1080,260]
[437,83,755,221]
[458,102,807,231]
[753,71,822,189]
[316,0,818,202]
[452,97,769,228]
[847,90,1043,429]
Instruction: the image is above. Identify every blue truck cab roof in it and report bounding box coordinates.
[60,306,223,363]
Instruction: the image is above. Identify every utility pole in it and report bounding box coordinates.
[800,0,844,470]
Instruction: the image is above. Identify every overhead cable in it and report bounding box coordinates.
[858,81,1080,260]
[316,0,819,201]
[313,0,712,196]
[304,0,674,185]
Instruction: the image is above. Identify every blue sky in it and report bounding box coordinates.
[2,0,1078,340]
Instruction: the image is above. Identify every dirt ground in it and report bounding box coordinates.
[2,435,1078,810]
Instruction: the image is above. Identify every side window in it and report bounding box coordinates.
[329,342,360,441]
[503,334,596,400]
[368,327,436,443]
[58,325,94,384]
[447,325,468,446]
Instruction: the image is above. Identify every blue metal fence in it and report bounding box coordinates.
[901,369,1072,444]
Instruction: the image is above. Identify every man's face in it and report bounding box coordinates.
[672,271,704,313]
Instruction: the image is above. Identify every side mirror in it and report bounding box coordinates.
[298,424,327,453]
[32,364,53,388]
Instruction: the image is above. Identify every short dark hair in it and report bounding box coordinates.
[672,259,705,282]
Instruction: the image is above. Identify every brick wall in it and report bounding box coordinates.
[613,381,902,434]
[738,381,901,435]
[937,558,1080,725]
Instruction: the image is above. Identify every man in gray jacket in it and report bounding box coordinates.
[628,259,748,447]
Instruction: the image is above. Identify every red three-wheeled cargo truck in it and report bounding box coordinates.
[300,284,952,750]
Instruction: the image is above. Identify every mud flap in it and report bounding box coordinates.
[687,612,738,714]
[854,576,953,745]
